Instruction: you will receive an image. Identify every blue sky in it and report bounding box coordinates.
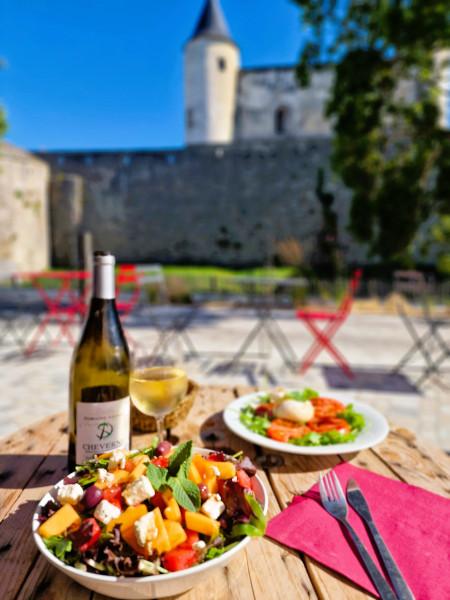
[1,1,304,151]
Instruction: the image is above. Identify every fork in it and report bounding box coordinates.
[319,471,397,600]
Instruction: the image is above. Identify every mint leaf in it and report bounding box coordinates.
[44,536,73,561]
[177,457,192,480]
[168,441,193,475]
[168,476,201,512]
[146,463,168,490]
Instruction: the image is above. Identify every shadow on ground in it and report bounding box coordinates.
[323,366,419,394]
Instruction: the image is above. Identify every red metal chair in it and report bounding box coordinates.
[116,264,142,318]
[115,265,143,349]
[296,269,363,378]
[23,271,91,355]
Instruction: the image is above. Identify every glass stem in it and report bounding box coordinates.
[155,417,165,443]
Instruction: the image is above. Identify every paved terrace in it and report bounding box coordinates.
[1,308,449,450]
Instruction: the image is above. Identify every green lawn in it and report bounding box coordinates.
[162,265,297,279]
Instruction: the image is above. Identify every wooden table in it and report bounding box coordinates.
[1,385,450,600]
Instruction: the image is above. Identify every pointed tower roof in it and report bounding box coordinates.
[190,0,234,44]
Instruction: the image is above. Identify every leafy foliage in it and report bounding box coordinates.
[293,0,450,261]
[43,536,74,562]
[230,493,266,538]
[0,108,6,139]
[145,441,201,511]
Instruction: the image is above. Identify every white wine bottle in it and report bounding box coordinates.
[68,251,130,470]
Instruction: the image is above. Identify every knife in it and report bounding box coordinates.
[347,478,415,600]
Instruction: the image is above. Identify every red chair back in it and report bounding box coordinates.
[338,269,363,317]
[116,264,141,316]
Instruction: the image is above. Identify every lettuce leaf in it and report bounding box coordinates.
[285,388,319,402]
[240,406,270,436]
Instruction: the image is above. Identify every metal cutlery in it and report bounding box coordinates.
[347,478,415,600]
[319,471,396,600]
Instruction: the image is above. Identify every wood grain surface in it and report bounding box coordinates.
[0,385,449,600]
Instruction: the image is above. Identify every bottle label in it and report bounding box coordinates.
[76,396,130,464]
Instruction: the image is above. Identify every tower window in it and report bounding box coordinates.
[187,108,195,129]
[218,57,227,71]
[275,106,289,135]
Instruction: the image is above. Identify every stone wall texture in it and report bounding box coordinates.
[38,138,367,268]
[235,68,332,141]
[0,142,49,272]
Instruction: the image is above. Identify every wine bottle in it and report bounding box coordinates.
[68,252,130,471]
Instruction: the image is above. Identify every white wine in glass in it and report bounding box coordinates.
[130,366,188,443]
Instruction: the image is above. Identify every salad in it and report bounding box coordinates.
[37,440,266,577]
[240,388,365,446]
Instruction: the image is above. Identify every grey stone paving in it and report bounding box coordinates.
[1,308,449,450]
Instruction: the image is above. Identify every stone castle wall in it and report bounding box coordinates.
[0,142,50,272]
[38,138,366,268]
[235,68,332,141]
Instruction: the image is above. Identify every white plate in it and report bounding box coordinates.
[223,391,389,456]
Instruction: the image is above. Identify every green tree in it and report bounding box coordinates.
[293,0,450,262]
[0,108,6,138]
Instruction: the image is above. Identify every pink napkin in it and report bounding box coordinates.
[266,463,450,599]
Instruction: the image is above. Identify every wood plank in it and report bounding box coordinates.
[0,412,67,521]
[15,555,90,600]
[371,426,450,497]
[0,426,68,600]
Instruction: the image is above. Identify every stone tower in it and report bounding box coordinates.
[184,0,240,145]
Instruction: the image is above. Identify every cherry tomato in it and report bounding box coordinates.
[70,518,101,553]
[179,530,200,550]
[150,492,167,511]
[236,469,252,489]
[207,451,226,462]
[102,485,122,509]
[267,419,310,443]
[162,548,198,572]
[255,403,275,417]
[151,456,169,469]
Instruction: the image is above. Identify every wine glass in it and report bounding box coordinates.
[129,356,188,444]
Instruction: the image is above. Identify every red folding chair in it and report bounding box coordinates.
[296,269,362,378]
[23,271,91,355]
[115,264,142,348]
[116,264,142,318]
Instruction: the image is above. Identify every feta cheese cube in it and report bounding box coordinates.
[94,499,122,525]
[138,559,159,575]
[201,494,225,520]
[192,540,206,551]
[97,468,115,487]
[108,449,127,472]
[134,511,158,547]
[122,476,155,506]
[56,483,84,506]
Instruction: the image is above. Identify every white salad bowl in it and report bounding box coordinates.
[32,447,268,599]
